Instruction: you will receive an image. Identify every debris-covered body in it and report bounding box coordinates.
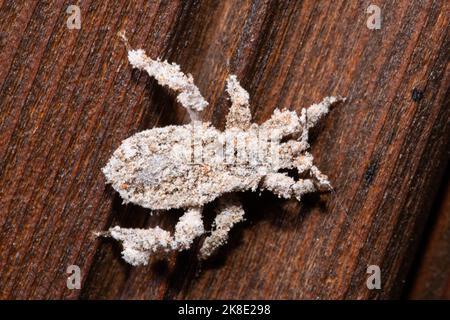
[101,32,342,265]
[104,124,261,210]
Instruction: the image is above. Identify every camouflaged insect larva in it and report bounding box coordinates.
[100,32,343,266]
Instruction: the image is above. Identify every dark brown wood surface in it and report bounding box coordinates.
[0,0,449,299]
[408,171,449,299]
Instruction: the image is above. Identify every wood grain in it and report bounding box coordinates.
[408,170,449,299]
[0,0,448,299]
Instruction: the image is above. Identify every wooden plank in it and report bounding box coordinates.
[0,1,449,299]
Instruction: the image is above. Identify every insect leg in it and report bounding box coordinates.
[295,152,331,192]
[305,96,343,130]
[260,172,296,199]
[103,226,172,266]
[172,207,205,251]
[310,165,332,191]
[260,109,301,139]
[118,31,208,121]
[291,178,316,201]
[198,196,245,260]
[100,207,204,266]
[225,75,252,130]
